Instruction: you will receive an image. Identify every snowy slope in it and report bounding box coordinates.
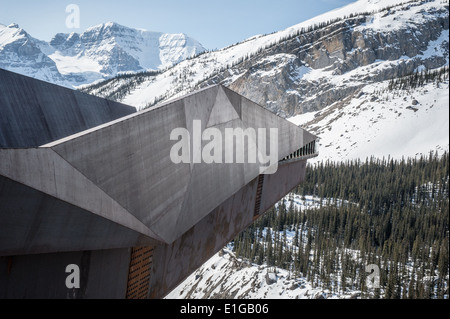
[288,72,450,163]
[166,248,350,299]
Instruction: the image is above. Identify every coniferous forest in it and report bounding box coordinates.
[232,152,449,299]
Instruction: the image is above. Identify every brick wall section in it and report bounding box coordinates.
[126,246,154,299]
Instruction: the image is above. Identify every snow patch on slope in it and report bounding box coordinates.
[49,52,102,74]
[289,77,449,162]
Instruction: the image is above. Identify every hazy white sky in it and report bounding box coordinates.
[0,0,355,49]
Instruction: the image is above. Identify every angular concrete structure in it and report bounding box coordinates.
[0,69,318,298]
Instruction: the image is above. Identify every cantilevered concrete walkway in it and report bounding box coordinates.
[0,69,318,298]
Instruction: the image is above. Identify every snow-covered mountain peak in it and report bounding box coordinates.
[0,23,29,48]
[0,21,206,87]
[82,21,147,39]
[7,23,20,29]
[92,21,122,30]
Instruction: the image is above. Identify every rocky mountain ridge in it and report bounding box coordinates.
[0,22,205,87]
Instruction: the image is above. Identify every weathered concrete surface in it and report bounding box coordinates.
[0,172,156,257]
[259,159,307,214]
[1,74,316,252]
[0,248,131,299]
[39,85,316,244]
[149,159,308,299]
[0,148,159,239]
[0,68,136,148]
[0,160,309,299]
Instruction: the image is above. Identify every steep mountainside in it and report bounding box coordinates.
[0,22,205,87]
[82,0,448,117]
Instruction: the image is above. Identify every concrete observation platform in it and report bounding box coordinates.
[0,68,318,298]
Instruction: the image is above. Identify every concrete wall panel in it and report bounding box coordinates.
[51,99,191,232]
[0,176,154,256]
[0,248,131,299]
[0,148,158,241]
[0,69,135,148]
[45,85,313,244]
[259,159,307,215]
[150,175,258,298]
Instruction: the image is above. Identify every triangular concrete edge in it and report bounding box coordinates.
[168,117,262,244]
[0,148,163,243]
[206,86,240,127]
[184,85,220,172]
[221,85,242,119]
